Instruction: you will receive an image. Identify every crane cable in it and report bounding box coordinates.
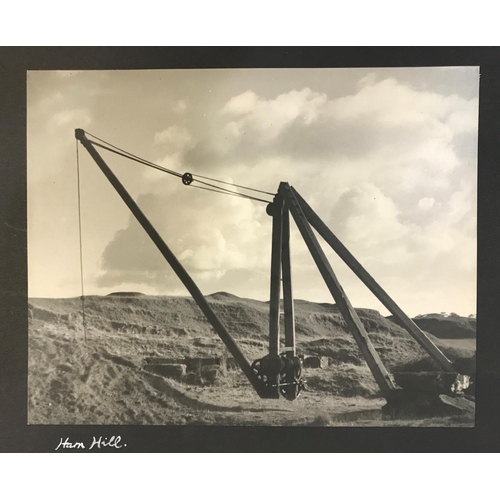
[88,135,273,203]
[188,184,272,203]
[87,138,269,202]
[189,173,275,196]
[75,139,87,342]
[84,131,275,204]
[86,134,182,178]
[89,137,269,202]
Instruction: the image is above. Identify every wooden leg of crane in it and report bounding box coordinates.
[269,194,283,357]
[280,182,396,398]
[281,204,296,359]
[291,186,455,373]
[75,129,265,397]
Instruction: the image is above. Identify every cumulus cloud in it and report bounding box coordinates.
[418,197,435,211]
[96,73,478,315]
[97,185,270,292]
[223,90,259,115]
[186,78,476,197]
[141,125,197,183]
[330,184,410,246]
[154,125,194,152]
[223,88,327,142]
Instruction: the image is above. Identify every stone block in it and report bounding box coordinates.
[201,364,221,384]
[144,363,187,380]
[303,356,327,369]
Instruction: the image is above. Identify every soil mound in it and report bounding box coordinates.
[206,291,241,300]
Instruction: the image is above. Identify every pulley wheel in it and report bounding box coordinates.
[266,203,274,216]
[182,172,193,185]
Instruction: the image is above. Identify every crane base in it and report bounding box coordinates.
[383,389,475,419]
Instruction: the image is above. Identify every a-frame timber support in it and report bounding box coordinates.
[279,183,397,398]
[255,182,462,405]
[252,193,303,400]
[290,186,455,373]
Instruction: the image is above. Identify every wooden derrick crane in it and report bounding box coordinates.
[75,128,470,414]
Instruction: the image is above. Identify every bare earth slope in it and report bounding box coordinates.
[388,313,476,340]
[28,293,475,426]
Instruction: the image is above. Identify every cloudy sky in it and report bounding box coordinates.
[27,67,478,317]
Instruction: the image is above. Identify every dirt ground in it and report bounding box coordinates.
[28,294,475,427]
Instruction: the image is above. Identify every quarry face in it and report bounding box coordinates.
[28,294,476,426]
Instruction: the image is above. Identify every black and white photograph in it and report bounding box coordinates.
[26,66,478,428]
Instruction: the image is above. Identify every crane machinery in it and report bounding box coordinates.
[75,128,471,415]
